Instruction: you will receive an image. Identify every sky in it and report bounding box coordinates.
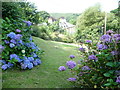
[27,0,119,13]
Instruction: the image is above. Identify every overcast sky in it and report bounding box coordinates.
[27,0,119,13]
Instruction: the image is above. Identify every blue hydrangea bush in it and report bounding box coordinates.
[0,18,42,70]
[58,30,120,88]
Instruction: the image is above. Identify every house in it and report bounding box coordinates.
[48,17,56,24]
[59,17,76,35]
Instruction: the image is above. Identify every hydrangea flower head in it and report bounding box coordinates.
[69,55,75,59]
[58,66,66,71]
[28,57,34,62]
[36,59,41,65]
[23,21,32,26]
[7,32,16,39]
[88,55,98,61]
[10,43,15,48]
[10,54,21,62]
[111,51,119,55]
[100,34,111,43]
[32,53,37,58]
[113,34,120,42]
[67,78,76,81]
[106,30,114,34]
[116,76,120,83]
[97,44,108,50]
[79,47,85,52]
[17,40,23,45]
[86,40,92,43]
[16,29,21,32]
[15,34,22,40]
[29,36,32,41]
[1,64,8,70]
[33,61,38,66]
[0,45,5,53]
[7,62,14,68]
[0,60,6,64]
[21,63,27,69]
[4,40,9,44]
[27,63,33,69]
[10,39,16,44]
[66,60,76,69]
[82,66,90,70]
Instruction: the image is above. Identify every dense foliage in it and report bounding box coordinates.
[76,4,119,43]
[59,30,120,88]
[1,2,42,70]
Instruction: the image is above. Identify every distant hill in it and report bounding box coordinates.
[50,13,81,23]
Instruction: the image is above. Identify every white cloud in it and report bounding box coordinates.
[27,0,118,13]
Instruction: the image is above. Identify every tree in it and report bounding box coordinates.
[76,4,118,42]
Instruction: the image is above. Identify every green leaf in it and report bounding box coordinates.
[106,62,114,67]
[103,73,111,77]
[107,79,113,83]
[104,83,111,86]
[109,70,115,74]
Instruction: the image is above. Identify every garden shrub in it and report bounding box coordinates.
[59,30,120,88]
[0,17,42,70]
[32,25,52,40]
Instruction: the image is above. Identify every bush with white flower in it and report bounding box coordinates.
[58,30,120,88]
[0,18,42,70]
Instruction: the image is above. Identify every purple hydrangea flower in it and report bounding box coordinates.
[1,64,8,70]
[33,61,38,66]
[10,54,21,62]
[58,66,66,71]
[29,36,32,41]
[27,63,33,69]
[33,53,37,58]
[67,78,76,81]
[23,21,32,26]
[16,29,21,32]
[115,71,120,76]
[10,39,16,44]
[82,66,90,70]
[17,40,23,45]
[15,34,22,40]
[0,45,5,53]
[111,51,118,55]
[10,54,18,59]
[9,43,15,48]
[116,76,120,83]
[113,34,120,42]
[86,40,92,43]
[21,63,27,69]
[28,57,34,62]
[7,62,14,68]
[66,60,76,69]
[7,32,16,39]
[24,60,30,64]
[4,40,9,44]
[35,59,41,65]
[106,30,114,34]
[97,44,108,50]
[0,60,6,64]
[79,47,85,52]
[69,55,75,59]
[100,34,111,43]
[88,55,98,61]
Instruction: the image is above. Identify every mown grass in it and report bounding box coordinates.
[2,37,80,88]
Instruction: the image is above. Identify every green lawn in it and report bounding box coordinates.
[2,37,80,88]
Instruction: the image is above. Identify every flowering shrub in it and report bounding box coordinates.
[1,18,42,70]
[59,30,120,88]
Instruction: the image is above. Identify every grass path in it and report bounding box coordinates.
[2,37,80,88]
